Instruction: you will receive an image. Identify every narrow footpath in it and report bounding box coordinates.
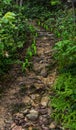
[0,22,58,130]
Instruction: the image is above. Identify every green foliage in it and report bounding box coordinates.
[0,9,36,74]
[54,40,76,69]
[50,0,61,6]
[0,12,16,50]
[54,10,76,39]
[2,0,11,4]
[51,73,76,130]
[0,11,16,73]
[24,4,50,19]
[38,9,76,38]
[0,0,12,14]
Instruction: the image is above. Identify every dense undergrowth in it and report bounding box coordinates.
[22,1,76,129]
[0,0,37,74]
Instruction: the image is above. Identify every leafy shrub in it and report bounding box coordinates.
[0,12,16,73]
[24,4,50,19]
[54,40,76,70]
[54,9,76,39]
[37,8,76,39]
[51,73,76,130]
[0,10,36,74]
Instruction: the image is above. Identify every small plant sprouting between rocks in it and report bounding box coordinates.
[22,38,37,71]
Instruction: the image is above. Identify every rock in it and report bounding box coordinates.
[39,108,48,115]
[4,119,13,124]
[28,126,33,130]
[37,48,45,56]
[41,96,49,107]
[41,125,49,130]
[40,68,47,77]
[43,36,48,40]
[17,76,26,82]
[34,83,44,89]
[12,125,22,130]
[26,109,38,121]
[29,109,38,115]
[22,122,33,127]
[13,113,24,120]
[11,123,16,129]
[49,122,56,129]
[33,63,42,72]
[30,94,40,100]
[13,113,25,125]
[1,128,4,130]
[31,101,39,107]
[39,107,51,116]
[33,63,47,73]
[22,109,29,116]
[30,94,36,100]
[24,117,27,122]
[30,94,40,104]
[22,96,31,104]
[39,116,48,125]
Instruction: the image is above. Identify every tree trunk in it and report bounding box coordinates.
[16,0,19,5]
[20,0,23,6]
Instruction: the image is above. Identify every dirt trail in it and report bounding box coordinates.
[0,22,58,130]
